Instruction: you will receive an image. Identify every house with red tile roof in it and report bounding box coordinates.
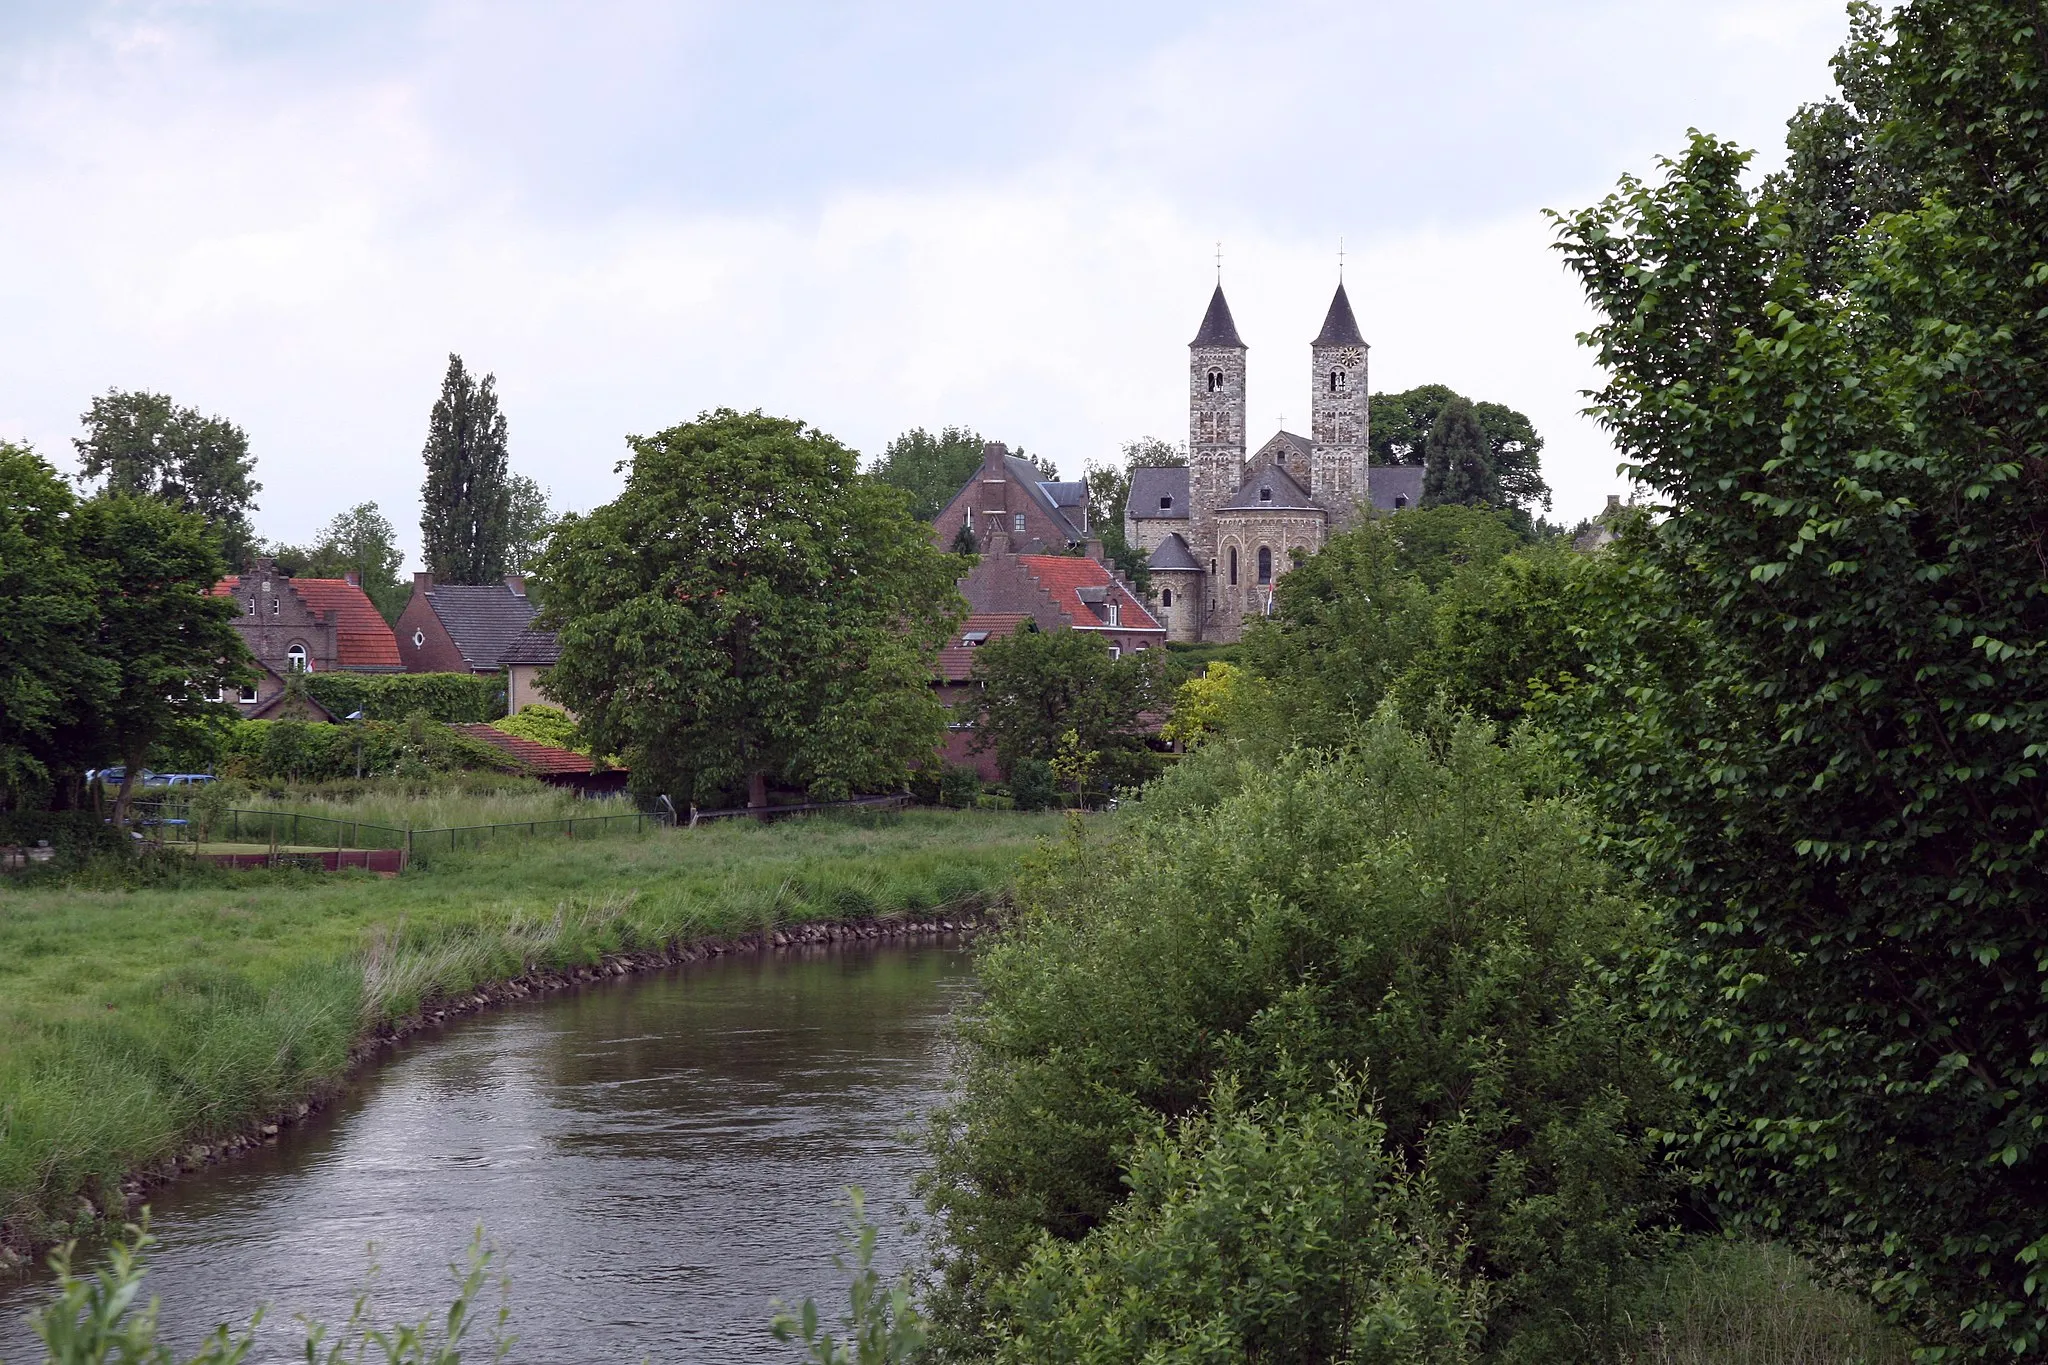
[211,557,403,718]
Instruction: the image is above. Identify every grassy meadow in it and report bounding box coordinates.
[0,807,1062,1252]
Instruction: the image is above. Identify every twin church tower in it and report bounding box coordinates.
[1127,280,1414,643]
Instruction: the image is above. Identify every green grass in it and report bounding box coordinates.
[221,781,618,832]
[0,808,1062,1250]
[1617,1239,1914,1363]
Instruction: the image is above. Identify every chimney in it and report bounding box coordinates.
[343,570,360,587]
[1605,494,1621,515]
[982,441,1008,471]
[414,571,434,592]
[504,573,526,597]
[985,528,1013,556]
[1084,538,1106,563]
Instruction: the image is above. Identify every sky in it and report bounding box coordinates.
[0,0,1853,565]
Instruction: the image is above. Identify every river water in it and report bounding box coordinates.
[0,940,975,1365]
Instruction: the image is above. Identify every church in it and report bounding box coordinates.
[1125,281,1420,642]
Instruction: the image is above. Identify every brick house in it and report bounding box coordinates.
[396,573,539,675]
[210,557,402,717]
[930,442,1089,554]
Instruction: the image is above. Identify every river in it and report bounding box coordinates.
[0,939,974,1364]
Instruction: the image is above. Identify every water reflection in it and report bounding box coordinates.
[0,941,973,1364]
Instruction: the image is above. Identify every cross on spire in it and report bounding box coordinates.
[1215,241,1222,282]
[1338,236,1345,281]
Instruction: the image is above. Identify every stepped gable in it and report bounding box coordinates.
[1313,281,1366,346]
[1017,555,1163,632]
[212,573,400,668]
[1146,532,1201,572]
[1128,467,1190,521]
[1221,462,1318,512]
[1191,284,1247,349]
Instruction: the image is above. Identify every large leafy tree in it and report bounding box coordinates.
[871,425,1051,523]
[1371,385,1548,513]
[1421,395,1501,509]
[537,409,963,808]
[419,353,512,583]
[272,502,408,622]
[0,444,103,808]
[1550,0,2048,1349]
[72,390,261,564]
[503,473,554,572]
[969,626,1162,797]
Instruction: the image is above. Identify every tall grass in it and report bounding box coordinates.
[198,778,619,834]
[0,809,1060,1252]
[1616,1240,1913,1363]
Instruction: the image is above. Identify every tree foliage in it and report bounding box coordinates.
[503,473,554,573]
[1421,395,1501,510]
[270,502,408,622]
[871,426,987,522]
[1370,385,1548,512]
[72,390,261,565]
[0,443,102,807]
[537,409,963,807]
[1547,1,2048,1349]
[419,354,512,584]
[968,626,1162,798]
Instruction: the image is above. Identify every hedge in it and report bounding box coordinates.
[216,718,524,783]
[302,672,507,723]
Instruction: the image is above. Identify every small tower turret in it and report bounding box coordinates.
[1188,284,1247,571]
[1309,282,1369,520]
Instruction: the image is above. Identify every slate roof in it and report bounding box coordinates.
[500,628,561,667]
[1368,464,1426,512]
[1146,532,1202,572]
[1128,466,1189,520]
[214,574,402,669]
[1001,454,1085,541]
[1191,285,1247,349]
[422,584,539,671]
[1251,430,1313,471]
[1313,282,1367,347]
[452,723,597,776]
[936,612,1031,683]
[1221,463,1319,512]
[1017,555,1164,633]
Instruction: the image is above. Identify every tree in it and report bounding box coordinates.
[419,354,512,583]
[1080,460,1149,595]
[504,473,554,572]
[72,390,261,564]
[1373,385,1548,512]
[536,409,963,809]
[1120,436,1186,468]
[70,497,250,823]
[969,627,1161,799]
[272,502,408,622]
[1421,396,1501,509]
[870,426,989,522]
[1549,1,2048,1348]
[0,443,103,809]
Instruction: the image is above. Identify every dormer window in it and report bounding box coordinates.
[1159,495,1173,510]
[1259,486,1272,503]
[1394,495,1409,509]
[286,644,309,672]
[962,630,991,646]
[1329,370,1346,393]
[1207,369,1224,393]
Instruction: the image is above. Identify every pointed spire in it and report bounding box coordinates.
[1313,281,1365,346]
[1190,284,1247,349]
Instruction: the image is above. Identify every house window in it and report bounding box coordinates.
[412,629,426,648]
[286,644,309,672]
[1159,495,1173,510]
[1257,546,1273,584]
[271,598,279,616]
[1228,547,1239,585]
[1161,588,1173,608]
[1259,486,1272,503]
[1013,513,1026,532]
[1207,368,1224,393]
[244,598,255,616]
[1330,370,1345,393]
[239,685,258,704]
[1108,646,1121,661]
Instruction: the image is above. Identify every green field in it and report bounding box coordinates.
[0,808,1062,1254]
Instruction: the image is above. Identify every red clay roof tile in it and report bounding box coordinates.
[214,575,402,669]
[1015,556,1164,633]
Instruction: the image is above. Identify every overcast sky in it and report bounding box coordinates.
[0,0,1852,565]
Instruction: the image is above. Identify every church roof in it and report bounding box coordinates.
[1190,285,1247,349]
[1368,464,1425,512]
[1147,532,1202,572]
[1313,282,1366,347]
[1250,430,1313,473]
[1128,466,1189,520]
[1221,463,1319,512]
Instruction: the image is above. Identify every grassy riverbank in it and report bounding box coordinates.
[0,809,1061,1256]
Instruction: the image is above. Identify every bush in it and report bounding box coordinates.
[302,672,507,723]
[938,764,981,809]
[927,712,1679,1360]
[1006,758,1055,812]
[215,716,522,783]
[492,703,582,752]
[0,811,125,866]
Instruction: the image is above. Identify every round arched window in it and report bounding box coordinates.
[1161,588,1173,608]
[1257,546,1273,584]
[286,644,309,672]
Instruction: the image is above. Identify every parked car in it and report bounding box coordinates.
[87,767,154,788]
[144,773,215,789]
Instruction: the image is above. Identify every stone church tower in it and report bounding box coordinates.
[1187,284,1246,573]
[1309,282,1370,520]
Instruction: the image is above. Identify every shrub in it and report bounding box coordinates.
[492,703,582,752]
[302,672,507,723]
[938,764,981,809]
[215,717,521,783]
[1005,758,1055,812]
[927,712,1679,1360]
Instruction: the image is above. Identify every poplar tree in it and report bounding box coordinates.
[418,354,511,583]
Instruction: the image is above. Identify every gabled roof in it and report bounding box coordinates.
[500,628,561,667]
[1017,555,1164,633]
[937,612,1031,683]
[1313,282,1366,347]
[1250,430,1313,472]
[1368,464,1425,512]
[1129,466,1190,521]
[422,583,539,671]
[1147,532,1202,572]
[1221,463,1319,512]
[214,574,402,669]
[1001,454,1085,542]
[452,723,598,776]
[1191,284,1247,349]
[1040,481,1086,510]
